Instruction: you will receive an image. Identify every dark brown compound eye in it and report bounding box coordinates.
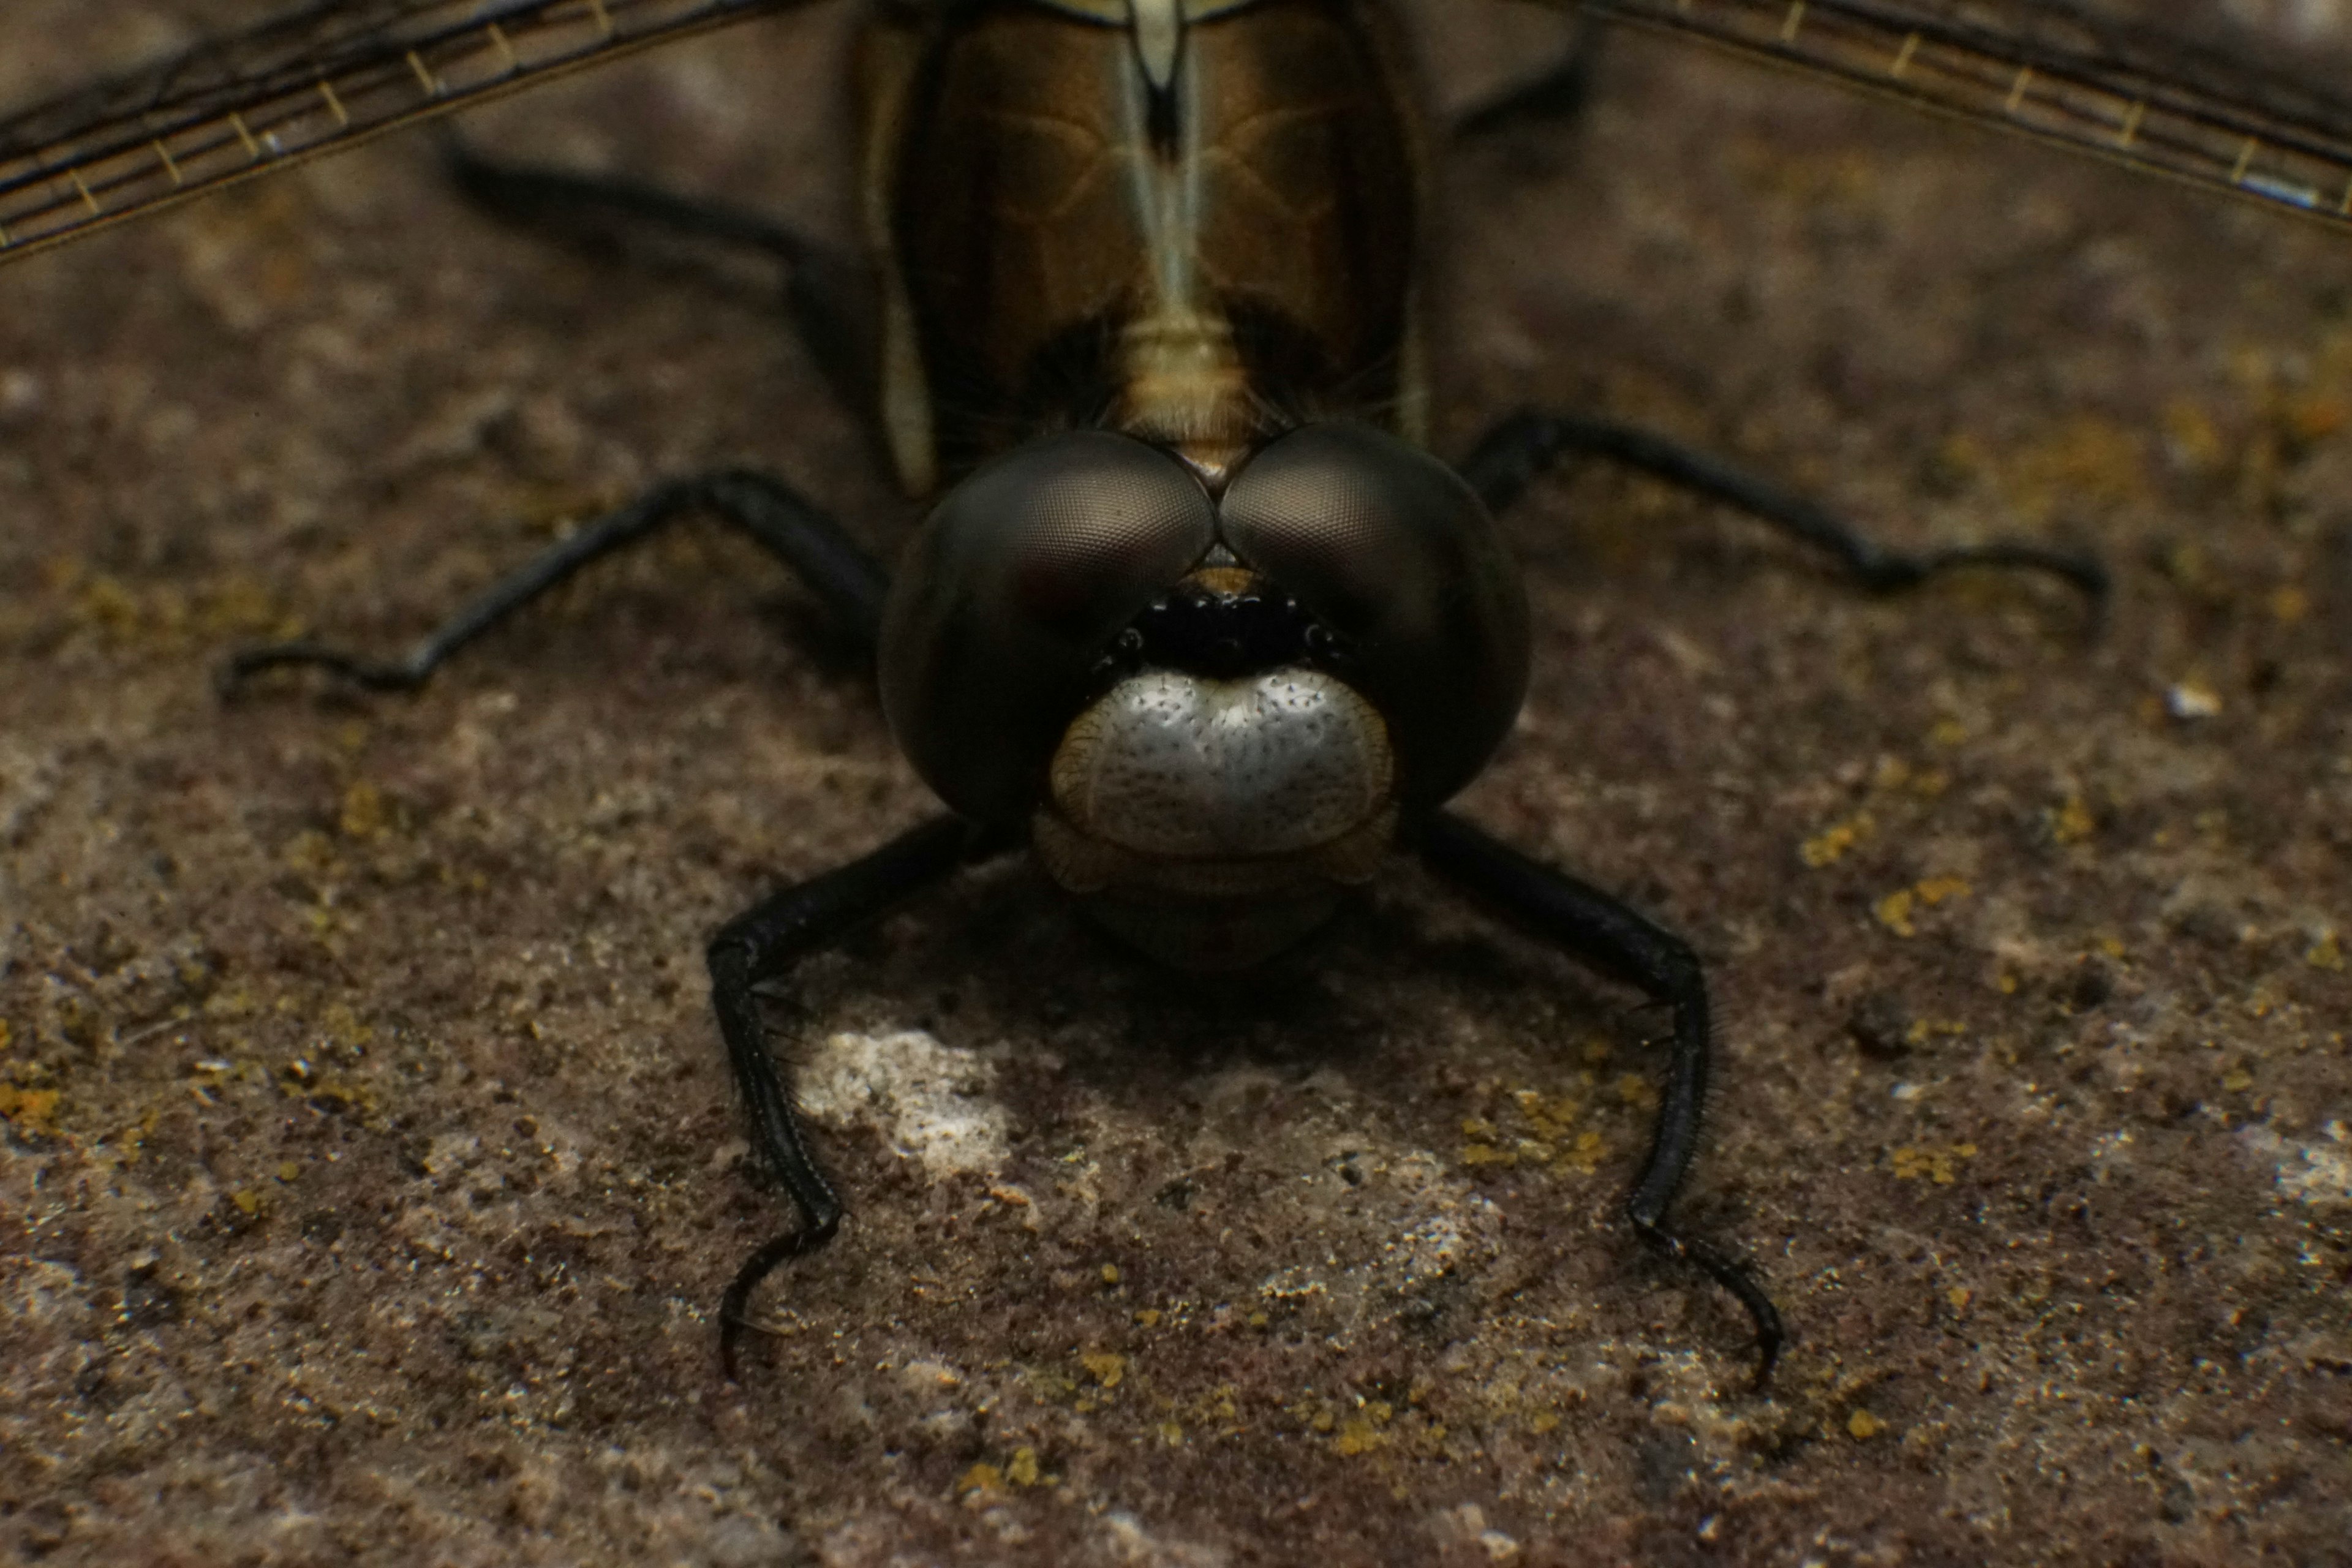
[1220,423,1530,807]
[879,431,1218,826]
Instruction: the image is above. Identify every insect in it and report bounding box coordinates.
[1,0,2338,1394]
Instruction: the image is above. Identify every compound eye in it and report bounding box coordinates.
[1221,423,1529,806]
[880,431,1218,825]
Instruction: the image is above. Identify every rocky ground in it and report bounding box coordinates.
[2,2,2346,1563]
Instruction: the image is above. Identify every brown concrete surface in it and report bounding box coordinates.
[3,2,2348,1563]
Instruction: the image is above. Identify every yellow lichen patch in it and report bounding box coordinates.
[1332,1401,1394,1457]
[2049,794,2096,845]
[1557,1131,1608,1177]
[1875,890,1917,938]
[953,1463,1003,1499]
[1513,1090,1582,1142]
[1615,1074,1659,1112]
[0,1082,62,1136]
[1847,1409,1885,1440]
[2307,932,2345,972]
[1947,1286,1972,1314]
[229,1187,265,1216]
[98,1110,158,1170]
[1801,812,1875,869]
[1905,1017,1967,1049]
[339,781,389,840]
[1890,1143,1978,1185]
[1915,876,1970,908]
[1080,1351,1125,1390]
[1134,1309,1162,1328]
[1005,1447,1041,1487]
[1462,1082,1619,1177]
[276,1060,382,1124]
[2222,1068,2255,1093]
[1189,1384,1243,1436]
[1099,1264,1121,1286]
[1529,1412,1561,1434]
[1878,878,1970,937]
[1158,1422,1184,1447]
[276,1161,301,1183]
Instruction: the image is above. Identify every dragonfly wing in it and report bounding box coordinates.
[1556,0,2352,227]
[0,0,813,260]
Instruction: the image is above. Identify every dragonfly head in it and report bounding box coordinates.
[879,424,1528,968]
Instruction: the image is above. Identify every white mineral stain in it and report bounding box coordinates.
[2275,1120,2352,1208]
[796,1030,1009,1179]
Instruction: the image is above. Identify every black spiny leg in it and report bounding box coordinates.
[1453,12,1604,138]
[1416,810,1785,1389]
[710,816,1012,1380]
[442,136,878,418]
[1458,410,2108,609]
[221,470,887,693]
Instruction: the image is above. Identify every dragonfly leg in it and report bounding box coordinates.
[1457,410,2109,609]
[221,469,887,695]
[1414,809,1785,1391]
[440,135,878,417]
[708,814,1003,1381]
[1452,13,1605,138]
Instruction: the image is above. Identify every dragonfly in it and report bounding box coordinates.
[0,0,2339,1390]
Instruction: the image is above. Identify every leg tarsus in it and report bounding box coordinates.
[1632,1221,1785,1391]
[718,1215,840,1383]
[1415,809,1784,1388]
[217,641,432,696]
[706,816,1005,1381]
[221,469,888,698]
[1459,409,2108,612]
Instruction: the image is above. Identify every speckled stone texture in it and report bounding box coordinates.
[2,2,2348,1564]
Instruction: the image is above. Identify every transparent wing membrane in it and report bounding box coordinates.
[1557,0,2352,224]
[4,0,2352,265]
[0,0,804,259]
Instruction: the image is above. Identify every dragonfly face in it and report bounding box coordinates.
[880,421,1528,968]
